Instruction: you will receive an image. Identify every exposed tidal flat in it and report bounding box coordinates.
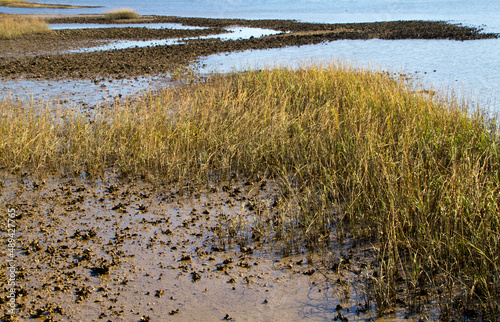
[0,11,500,321]
[0,16,497,80]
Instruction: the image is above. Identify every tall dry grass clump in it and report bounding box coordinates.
[0,65,499,318]
[0,0,31,7]
[1,0,95,8]
[0,17,50,39]
[0,0,52,7]
[104,8,139,20]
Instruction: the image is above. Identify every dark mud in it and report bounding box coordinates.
[0,16,497,80]
[46,15,500,37]
[0,174,417,321]
[0,27,226,60]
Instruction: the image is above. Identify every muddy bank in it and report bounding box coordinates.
[46,15,500,37]
[1,174,406,321]
[0,26,226,59]
[0,17,497,80]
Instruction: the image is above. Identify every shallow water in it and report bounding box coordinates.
[0,75,175,107]
[0,26,282,107]
[1,175,422,321]
[3,0,500,32]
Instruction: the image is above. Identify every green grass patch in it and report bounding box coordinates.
[1,65,499,318]
[0,18,51,39]
[104,8,140,20]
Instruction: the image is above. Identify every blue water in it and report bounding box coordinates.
[3,0,499,31]
[2,0,499,110]
[199,38,500,111]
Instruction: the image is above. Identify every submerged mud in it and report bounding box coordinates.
[0,16,497,80]
[0,174,405,321]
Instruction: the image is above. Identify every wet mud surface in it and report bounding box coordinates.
[0,174,409,321]
[0,16,497,80]
[1,75,180,108]
[0,26,226,59]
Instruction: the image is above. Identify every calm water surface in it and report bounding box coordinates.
[1,0,499,110]
[3,0,500,31]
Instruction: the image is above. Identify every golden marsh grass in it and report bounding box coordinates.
[104,8,140,20]
[0,17,51,39]
[0,0,36,7]
[1,65,498,317]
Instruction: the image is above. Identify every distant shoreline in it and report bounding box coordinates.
[0,0,100,9]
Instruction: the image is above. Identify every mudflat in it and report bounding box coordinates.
[0,16,497,80]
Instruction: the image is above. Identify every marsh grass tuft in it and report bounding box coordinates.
[0,17,51,39]
[1,64,499,318]
[104,8,140,20]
